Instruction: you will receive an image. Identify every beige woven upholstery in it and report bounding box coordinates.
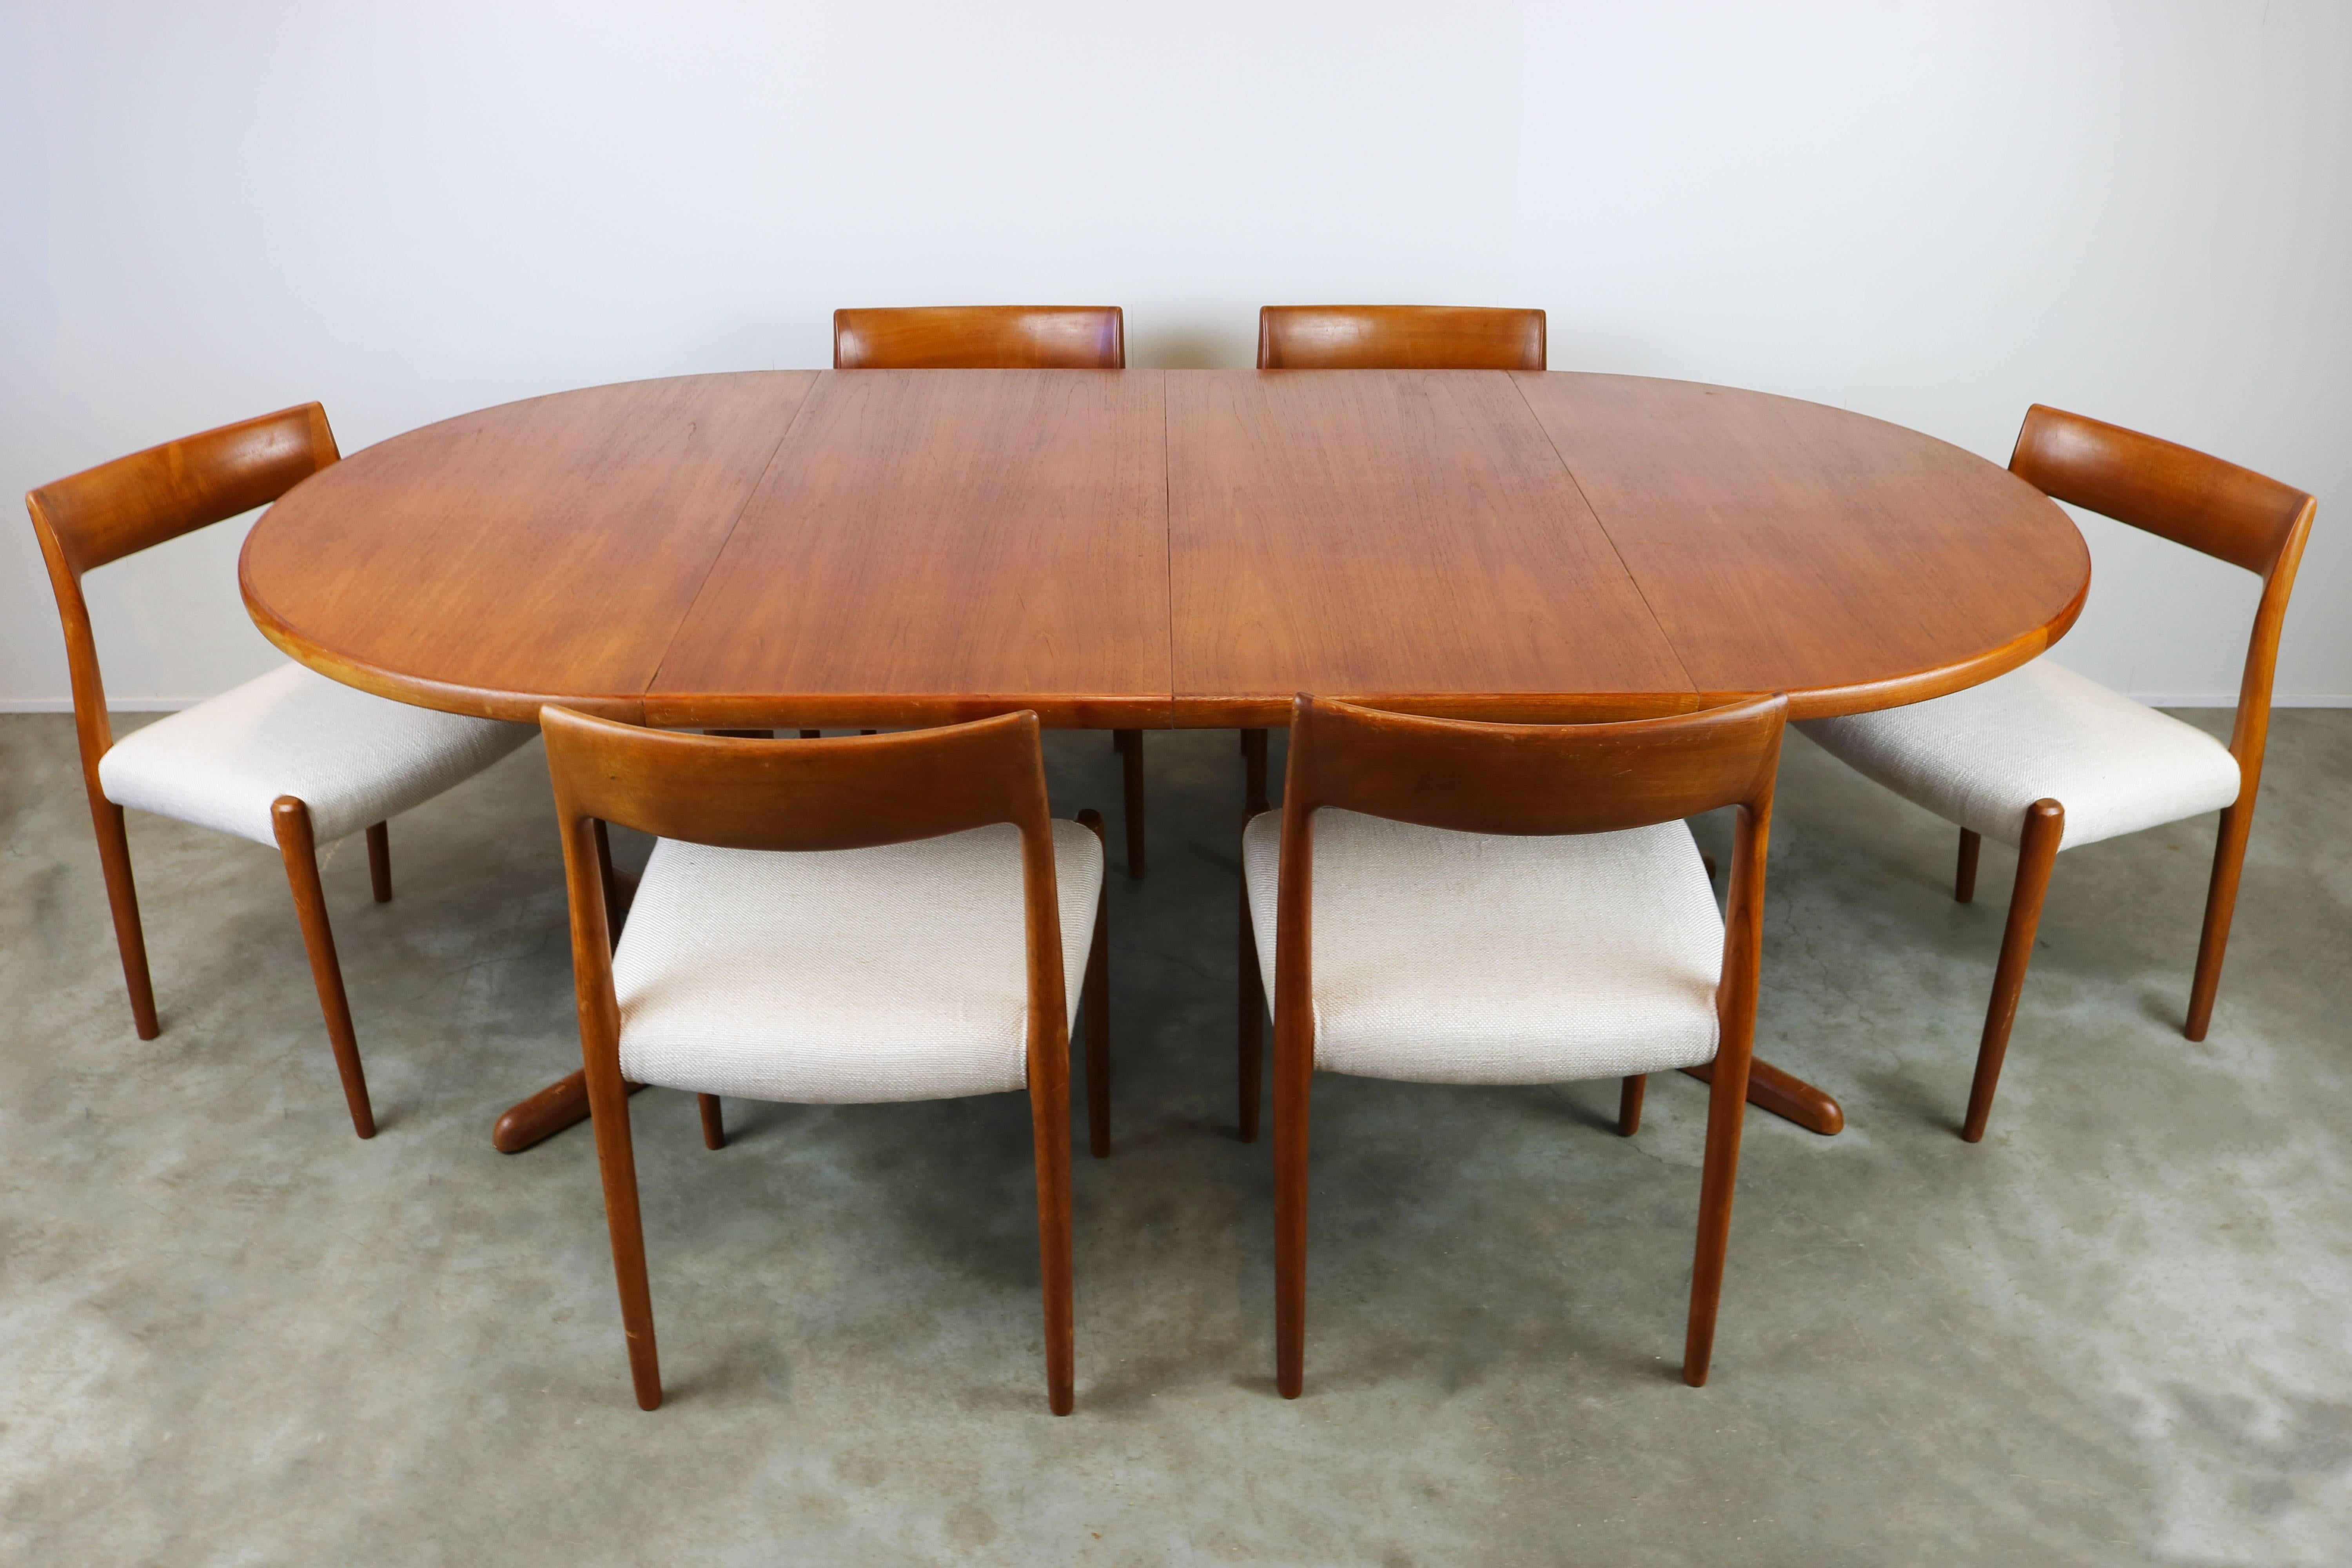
[1797,658,2241,851]
[97,661,534,847]
[613,820,1103,1103]
[1242,808,1722,1084]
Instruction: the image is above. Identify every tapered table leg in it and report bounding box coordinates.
[1680,1055,1845,1136]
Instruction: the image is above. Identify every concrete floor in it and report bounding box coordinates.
[2,708,2348,1565]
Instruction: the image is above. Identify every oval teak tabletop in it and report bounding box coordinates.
[240,369,2088,728]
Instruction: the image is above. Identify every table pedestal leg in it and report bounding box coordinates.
[493,1071,648,1153]
[1681,1056,1844,1136]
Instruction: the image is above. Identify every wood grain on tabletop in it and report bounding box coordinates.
[1167,368,1697,728]
[1511,372,2090,719]
[646,368,1171,730]
[241,372,818,722]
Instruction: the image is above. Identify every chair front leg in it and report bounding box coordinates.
[697,1094,725,1151]
[1964,800,2065,1143]
[89,796,160,1040]
[583,1040,662,1409]
[271,797,376,1140]
[1682,1042,1753,1387]
[1027,1054,1075,1416]
[2185,799,2255,1042]
[1272,1015,1312,1399]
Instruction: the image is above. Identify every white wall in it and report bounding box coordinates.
[4,0,2345,708]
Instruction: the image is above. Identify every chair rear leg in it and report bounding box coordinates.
[1617,1074,1646,1136]
[1115,731,1145,878]
[1682,1045,1753,1387]
[584,1046,662,1409]
[1027,1058,1075,1415]
[272,797,376,1140]
[592,819,627,943]
[1239,887,1264,1142]
[365,821,392,903]
[90,798,160,1039]
[1964,800,2064,1143]
[1238,728,1271,1142]
[2185,800,2254,1042]
[1077,809,1111,1158]
[697,1094,725,1151]
[1955,828,1980,904]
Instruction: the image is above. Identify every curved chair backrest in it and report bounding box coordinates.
[1270,692,1786,1059]
[2011,405,2311,578]
[833,307,1125,369]
[2008,404,2316,780]
[539,707,1074,1082]
[24,403,341,792]
[1280,692,1783,839]
[1256,306,1546,371]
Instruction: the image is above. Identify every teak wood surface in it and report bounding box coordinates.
[1256,305,1546,372]
[241,369,2087,731]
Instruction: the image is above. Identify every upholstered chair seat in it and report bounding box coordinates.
[1241,809,1722,1084]
[1798,658,2240,853]
[99,661,532,848]
[612,822,1103,1104]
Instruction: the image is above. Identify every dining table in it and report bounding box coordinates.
[238,368,2091,1152]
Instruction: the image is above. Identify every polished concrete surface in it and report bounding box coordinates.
[3,709,2348,1564]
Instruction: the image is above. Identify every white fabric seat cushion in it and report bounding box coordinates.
[1243,808,1723,1085]
[613,820,1103,1104]
[98,661,534,848]
[1796,657,2241,852]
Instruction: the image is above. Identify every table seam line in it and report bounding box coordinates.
[1509,372,1702,704]
[1161,369,1178,727]
[643,372,828,709]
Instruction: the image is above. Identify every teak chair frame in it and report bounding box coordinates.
[540,706,1109,1415]
[1255,305,1548,372]
[830,304,1147,882]
[26,403,392,1139]
[1246,693,1786,1397]
[1951,405,2316,1142]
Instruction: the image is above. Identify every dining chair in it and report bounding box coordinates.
[1238,692,1786,1396]
[1232,303,1557,1114]
[539,707,1111,1414]
[1798,405,2316,1142]
[1255,305,1546,372]
[25,404,534,1138]
[830,305,1147,880]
